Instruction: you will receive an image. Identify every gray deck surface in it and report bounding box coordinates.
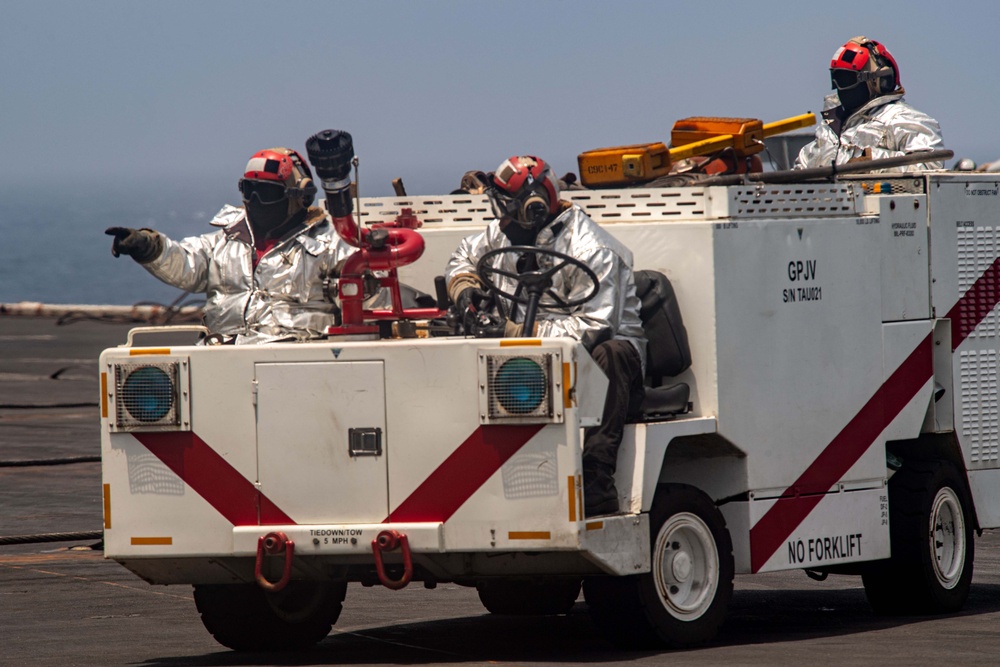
[2,315,999,666]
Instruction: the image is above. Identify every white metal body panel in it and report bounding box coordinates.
[928,177,1000,479]
[255,361,389,523]
[580,513,651,575]
[881,321,934,444]
[713,215,885,493]
[616,418,720,514]
[102,432,238,558]
[968,468,1000,527]
[617,223,718,417]
[749,485,889,573]
[441,419,582,551]
[924,319,955,433]
[876,194,931,321]
[928,176,1000,319]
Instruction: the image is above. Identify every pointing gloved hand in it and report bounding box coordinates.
[104,227,164,263]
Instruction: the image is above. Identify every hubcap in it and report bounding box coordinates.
[671,551,693,582]
[653,512,719,620]
[929,487,966,589]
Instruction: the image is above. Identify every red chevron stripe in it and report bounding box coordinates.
[136,431,294,526]
[387,424,545,523]
[948,257,1000,348]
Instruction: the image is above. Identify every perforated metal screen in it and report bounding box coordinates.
[113,362,181,430]
[486,354,553,420]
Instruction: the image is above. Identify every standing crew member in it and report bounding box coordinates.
[105,148,352,344]
[445,156,646,517]
[795,36,944,172]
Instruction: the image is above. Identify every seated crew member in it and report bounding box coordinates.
[444,156,646,517]
[795,36,944,172]
[105,148,353,344]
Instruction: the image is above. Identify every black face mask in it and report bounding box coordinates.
[487,183,552,231]
[836,83,871,114]
[245,195,290,238]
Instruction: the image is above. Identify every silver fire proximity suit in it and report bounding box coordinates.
[141,205,353,344]
[795,91,945,172]
[445,202,647,369]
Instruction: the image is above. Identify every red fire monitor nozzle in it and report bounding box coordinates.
[330,207,444,328]
[307,129,446,333]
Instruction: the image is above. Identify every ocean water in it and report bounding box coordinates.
[0,166,460,307]
[0,180,239,306]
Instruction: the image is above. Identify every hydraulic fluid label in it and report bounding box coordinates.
[891,221,917,238]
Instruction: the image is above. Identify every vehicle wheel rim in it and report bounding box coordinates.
[653,511,719,620]
[929,487,966,590]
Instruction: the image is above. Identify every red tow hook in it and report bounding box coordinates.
[371,529,413,590]
[255,531,295,592]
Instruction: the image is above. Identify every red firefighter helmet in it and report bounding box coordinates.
[830,36,900,98]
[487,155,560,228]
[238,148,316,206]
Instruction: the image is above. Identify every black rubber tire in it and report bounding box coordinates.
[476,579,581,616]
[584,484,734,648]
[193,581,347,651]
[862,459,974,615]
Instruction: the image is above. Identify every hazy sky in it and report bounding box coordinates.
[2,0,998,197]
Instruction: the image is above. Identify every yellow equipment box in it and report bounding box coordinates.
[577,113,815,188]
[577,142,671,188]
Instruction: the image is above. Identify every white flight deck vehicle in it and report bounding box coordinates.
[99,144,1000,651]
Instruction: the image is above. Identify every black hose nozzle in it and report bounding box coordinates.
[305,130,355,185]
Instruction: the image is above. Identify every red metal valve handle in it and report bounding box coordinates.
[255,531,295,592]
[371,529,413,590]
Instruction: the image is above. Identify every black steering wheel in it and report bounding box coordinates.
[476,246,600,335]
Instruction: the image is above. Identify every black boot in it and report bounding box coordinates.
[583,468,619,517]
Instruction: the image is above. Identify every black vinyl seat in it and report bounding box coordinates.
[633,270,692,421]
[639,382,690,420]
